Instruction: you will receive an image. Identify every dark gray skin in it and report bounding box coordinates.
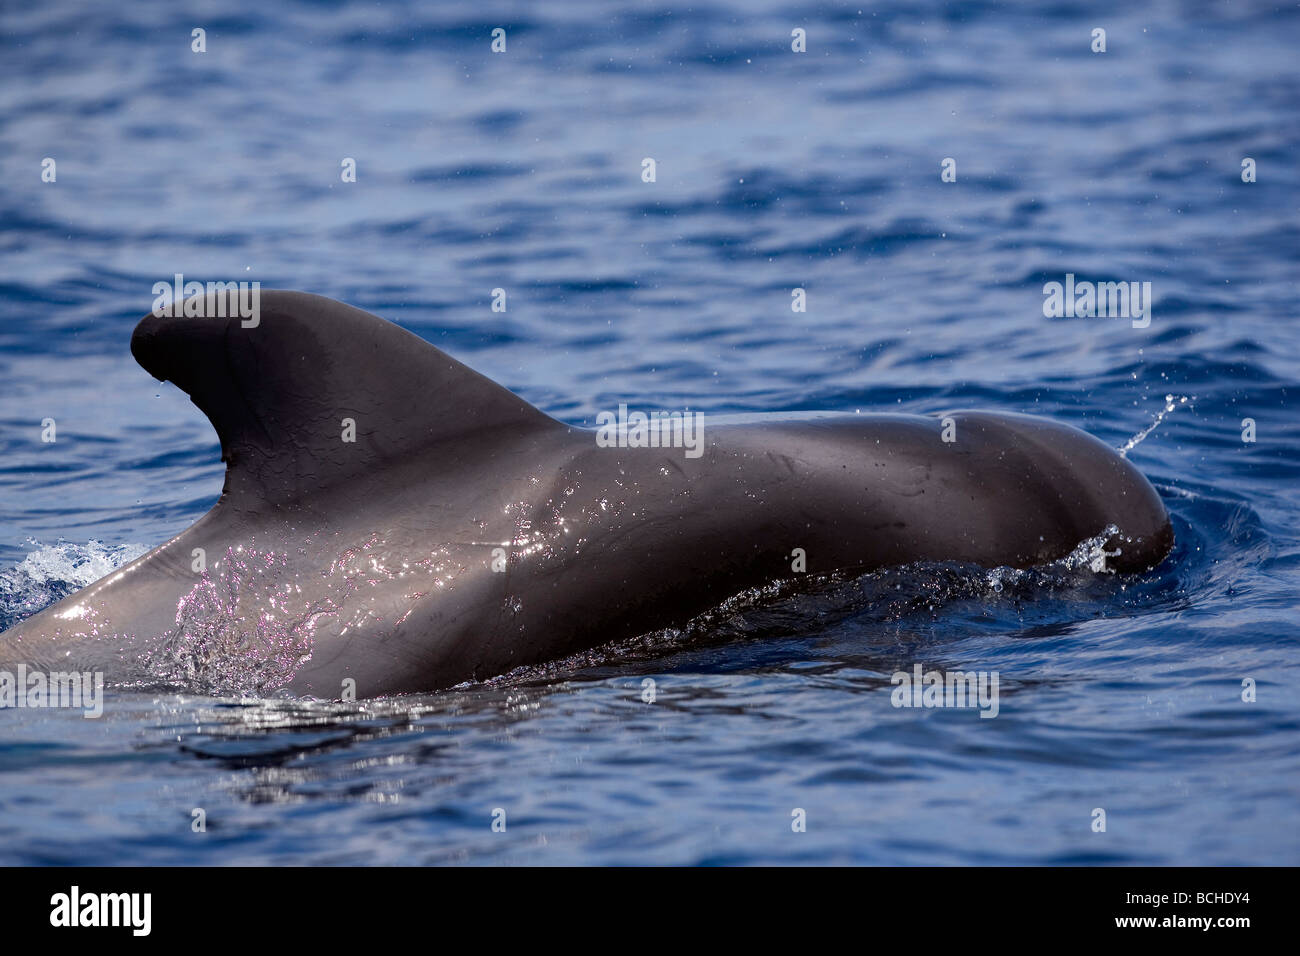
[0,291,1173,697]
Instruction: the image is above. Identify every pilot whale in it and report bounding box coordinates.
[0,291,1173,697]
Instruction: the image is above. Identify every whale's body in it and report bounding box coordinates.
[0,292,1173,697]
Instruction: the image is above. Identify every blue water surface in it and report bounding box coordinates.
[0,0,1297,865]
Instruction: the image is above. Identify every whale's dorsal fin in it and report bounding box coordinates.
[131,290,563,507]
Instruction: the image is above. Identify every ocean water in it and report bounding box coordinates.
[1,0,1297,865]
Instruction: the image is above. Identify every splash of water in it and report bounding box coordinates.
[0,539,147,631]
[1119,394,1190,457]
[141,535,460,697]
[143,545,342,697]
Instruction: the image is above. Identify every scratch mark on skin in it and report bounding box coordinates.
[766,452,801,477]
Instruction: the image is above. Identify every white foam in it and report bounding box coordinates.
[12,539,148,589]
[0,539,148,627]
